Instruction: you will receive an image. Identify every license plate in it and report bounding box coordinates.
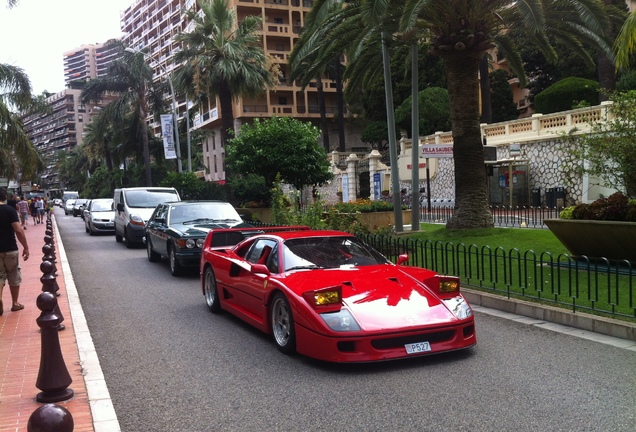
[405,341,431,354]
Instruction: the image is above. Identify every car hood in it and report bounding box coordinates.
[171,221,251,236]
[91,211,115,220]
[282,265,460,330]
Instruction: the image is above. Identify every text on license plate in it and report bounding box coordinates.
[405,341,431,354]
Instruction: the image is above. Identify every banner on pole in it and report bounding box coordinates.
[160,114,177,160]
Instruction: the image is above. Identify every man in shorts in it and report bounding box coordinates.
[0,188,29,315]
[16,196,29,229]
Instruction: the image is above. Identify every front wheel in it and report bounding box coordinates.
[169,245,184,277]
[147,239,160,262]
[204,267,221,313]
[270,293,296,355]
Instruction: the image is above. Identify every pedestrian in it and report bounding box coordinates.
[35,197,44,224]
[16,196,29,230]
[7,193,18,210]
[29,198,37,225]
[0,187,29,315]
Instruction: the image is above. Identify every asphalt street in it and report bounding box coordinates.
[56,212,636,432]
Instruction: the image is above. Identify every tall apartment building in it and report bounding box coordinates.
[21,90,104,189]
[63,43,121,88]
[120,0,358,183]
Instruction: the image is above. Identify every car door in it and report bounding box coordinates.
[147,204,169,256]
[232,238,279,320]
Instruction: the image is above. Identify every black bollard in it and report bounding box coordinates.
[27,403,74,432]
[35,291,74,403]
[40,261,64,330]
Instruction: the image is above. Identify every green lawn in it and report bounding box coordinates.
[368,224,636,321]
[408,223,570,256]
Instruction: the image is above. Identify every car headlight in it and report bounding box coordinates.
[186,239,196,248]
[320,309,361,332]
[196,238,205,248]
[443,296,473,320]
[130,214,145,226]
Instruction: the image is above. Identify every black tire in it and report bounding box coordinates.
[124,228,135,249]
[115,230,123,243]
[270,293,296,355]
[169,245,183,276]
[147,238,160,262]
[85,224,90,234]
[204,267,221,313]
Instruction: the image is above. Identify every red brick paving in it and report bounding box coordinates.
[0,213,94,431]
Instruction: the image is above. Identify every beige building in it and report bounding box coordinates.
[120,0,356,183]
[63,43,121,88]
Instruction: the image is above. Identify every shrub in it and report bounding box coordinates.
[534,77,599,114]
[569,192,636,221]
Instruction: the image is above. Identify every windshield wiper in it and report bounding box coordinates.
[285,265,323,271]
[182,218,240,225]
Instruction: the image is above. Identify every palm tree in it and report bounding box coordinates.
[305,0,609,229]
[0,63,41,180]
[615,5,636,69]
[81,42,164,187]
[173,0,278,150]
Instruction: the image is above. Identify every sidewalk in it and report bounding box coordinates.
[0,212,119,431]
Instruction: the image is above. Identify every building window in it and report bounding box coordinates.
[279,97,287,105]
[214,155,217,173]
[212,134,216,151]
[78,115,83,122]
[205,138,209,153]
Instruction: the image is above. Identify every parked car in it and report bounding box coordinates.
[84,198,115,235]
[145,201,251,276]
[72,199,89,217]
[114,187,180,248]
[199,226,477,362]
[64,199,77,216]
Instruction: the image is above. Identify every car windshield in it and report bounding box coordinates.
[125,190,179,208]
[91,200,113,212]
[170,202,242,224]
[282,236,388,271]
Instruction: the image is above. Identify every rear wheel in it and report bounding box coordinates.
[147,239,160,262]
[204,267,221,313]
[270,293,296,355]
[169,245,183,277]
[115,228,122,242]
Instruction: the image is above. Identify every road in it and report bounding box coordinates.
[55,213,636,432]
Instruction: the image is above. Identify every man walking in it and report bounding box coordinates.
[0,188,29,315]
[16,196,29,229]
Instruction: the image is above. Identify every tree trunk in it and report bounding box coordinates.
[479,54,492,124]
[218,84,235,203]
[140,93,152,187]
[316,77,330,151]
[335,58,346,152]
[443,51,493,229]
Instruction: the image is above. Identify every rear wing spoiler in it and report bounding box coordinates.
[208,225,312,248]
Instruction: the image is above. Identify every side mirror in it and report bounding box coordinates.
[397,254,409,266]
[116,203,124,212]
[251,263,270,276]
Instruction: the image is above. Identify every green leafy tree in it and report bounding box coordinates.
[534,77,600,114]
[563,90,636,197]
[395,87,451,137]
[360,121,400,159]
[226,117,333,191]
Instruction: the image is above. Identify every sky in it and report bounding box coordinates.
[0,0,134,95]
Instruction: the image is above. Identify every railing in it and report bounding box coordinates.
[415,205,564,229]
[362,234,636,320]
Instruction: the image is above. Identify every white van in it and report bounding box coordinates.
[114,187,180,247]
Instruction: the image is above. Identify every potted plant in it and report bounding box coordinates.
[544,192,636,263]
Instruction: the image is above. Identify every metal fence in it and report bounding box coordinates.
[418,205,564,228]
[362,234,636,321]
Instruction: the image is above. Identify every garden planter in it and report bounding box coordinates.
[544,219,636,263]
[354,210,412,230]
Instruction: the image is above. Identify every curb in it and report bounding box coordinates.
[463,288,636,342]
